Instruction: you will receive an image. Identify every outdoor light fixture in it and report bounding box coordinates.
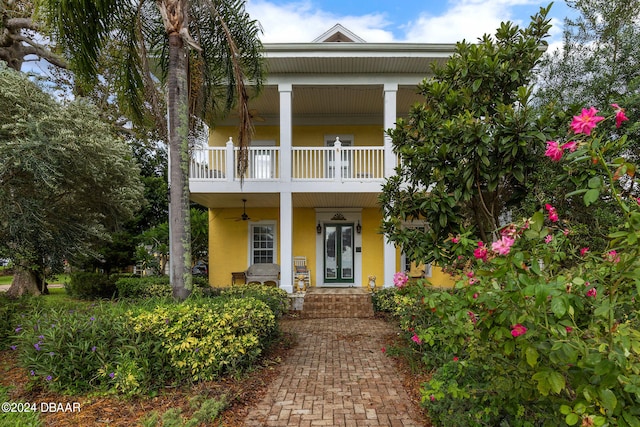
[356,221,362,234]
[316,223,322,234]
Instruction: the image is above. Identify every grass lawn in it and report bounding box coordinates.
[0,274,69,286]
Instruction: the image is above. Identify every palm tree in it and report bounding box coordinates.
[35,0,264,300]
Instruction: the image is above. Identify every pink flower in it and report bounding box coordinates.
[411,334,422,345]
[466,271,474,278]
[580,247,589,256]
[381,347,386,353]
[570,107,605,135]
[452,236,460,243]
[561,141,578,152]
[611,104,629,128]
[565,326,573,333]
[473,292,479,299]
[453,356,459,362]
[544,235,553,244]
[545,204,559,222]
[605,250,620,263]
[469,278,478,285]
[467,311,478,324]
[473,241,488,261]
[511,324,528,337]
[393,272,409,288]
[636,197,640,206]
[430,395,435,402]
[544,140,564,162]
[563,229,570,236]
[491,235,515,255]
[586,287,597,298]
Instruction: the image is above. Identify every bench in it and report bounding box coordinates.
[245,263,280,286]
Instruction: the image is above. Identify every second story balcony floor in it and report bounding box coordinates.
[189,137,394,194]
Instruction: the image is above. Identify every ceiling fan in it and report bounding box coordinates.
[226,199,252,221]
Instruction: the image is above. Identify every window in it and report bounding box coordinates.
[249,222,277,264]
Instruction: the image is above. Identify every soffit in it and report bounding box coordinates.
[191,192,381,209]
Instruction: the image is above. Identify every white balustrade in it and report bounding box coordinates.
[190,144,384,182]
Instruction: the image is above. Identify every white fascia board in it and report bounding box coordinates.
[263,42,455,59]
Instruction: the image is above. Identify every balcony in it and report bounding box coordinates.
[190,142,386,184]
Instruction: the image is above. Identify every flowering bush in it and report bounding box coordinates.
[389,106,640,426]
[11,286,281,395]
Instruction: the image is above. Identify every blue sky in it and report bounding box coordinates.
[245,0,573,47]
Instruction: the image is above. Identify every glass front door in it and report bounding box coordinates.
[324,224,354,284]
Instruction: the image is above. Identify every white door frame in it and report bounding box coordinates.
[315,208,362,287]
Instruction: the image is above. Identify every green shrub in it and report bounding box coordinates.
[221,284,289,318]
[130,297,276,381]
[371,287,397,313]
[65,272,117,299]
[116,276,173,299]
[11,301,168,395]
[116,276,213,300]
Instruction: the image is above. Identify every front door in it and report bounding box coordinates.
[324,224,354,284]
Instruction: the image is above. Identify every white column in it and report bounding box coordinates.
[383,83,398,178]
[383,83,398,287]
[383,239,396,288]
[225,137,234,182]
[279,83,292,183]
[280,191,293,293]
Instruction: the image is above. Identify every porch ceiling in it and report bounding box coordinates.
[190,192,381,209]
[215,84,425,126]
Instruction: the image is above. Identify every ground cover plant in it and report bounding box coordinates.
[7,284,289,398]
[383,106,640,426]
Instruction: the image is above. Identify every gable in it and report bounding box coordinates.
[312,24,366,43]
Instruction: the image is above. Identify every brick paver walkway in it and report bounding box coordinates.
[244,318,426,427]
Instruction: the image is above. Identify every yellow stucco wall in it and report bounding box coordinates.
[361,208,385,288]
[210,125,384,147]
[208,205,454,289]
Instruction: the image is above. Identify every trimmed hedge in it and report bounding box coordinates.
[116,276,212,299]
[64,272,118,299]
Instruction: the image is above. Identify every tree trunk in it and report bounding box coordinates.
[167,30,192,301]
[6,269,42,299]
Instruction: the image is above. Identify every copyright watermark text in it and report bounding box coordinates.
[2,401,81,413]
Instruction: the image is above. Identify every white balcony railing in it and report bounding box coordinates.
[190,140,384,183]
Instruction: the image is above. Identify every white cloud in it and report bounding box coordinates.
[246,0,395,42]
[246,0,567,44]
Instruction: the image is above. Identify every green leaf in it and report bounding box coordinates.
[525,346,539,367]
[560,405,572,415]
[548,371,565,394]
[565,413,580,426]
[472,78,482,92]
[531,211,544,232]
[598,389,617,412]
[551,297,567,318]
[587,176,602,189]
[583,189,599,206]
[513,168,524,182]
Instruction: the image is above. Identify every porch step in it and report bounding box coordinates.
[301,288,374,318]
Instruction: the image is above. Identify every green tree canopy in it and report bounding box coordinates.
[0,64,143,297]
[380,6,554,267]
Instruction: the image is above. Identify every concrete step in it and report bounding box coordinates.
[300,288,374,318]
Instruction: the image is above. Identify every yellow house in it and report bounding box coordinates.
[189,24,456,293]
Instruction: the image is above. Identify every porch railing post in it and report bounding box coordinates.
[334,137,342,182]
[225,138,234,182]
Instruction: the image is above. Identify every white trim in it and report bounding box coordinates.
[312,24,366,44]
[247,221,278,266]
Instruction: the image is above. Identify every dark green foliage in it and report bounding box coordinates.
[65,272,118,300]
[380,6,555,268]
